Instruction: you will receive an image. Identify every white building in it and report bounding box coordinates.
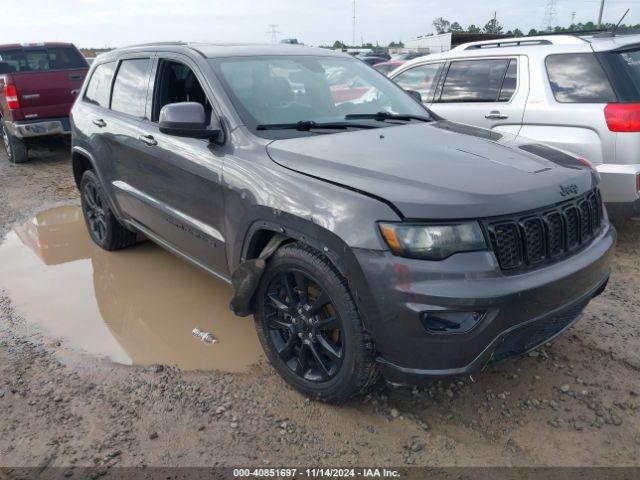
[405,32,513,53]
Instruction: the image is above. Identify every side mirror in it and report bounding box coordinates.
[405,89,422,103]
[159,102,222,142]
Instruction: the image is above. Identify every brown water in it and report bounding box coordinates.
[0,206,263,372]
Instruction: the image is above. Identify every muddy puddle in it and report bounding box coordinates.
[0,206,263,372]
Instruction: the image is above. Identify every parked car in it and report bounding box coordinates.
[391,52,426,61]
[359,55,389,66]
[390,34,640,216]
[71,43,614,402]
[0,42,89,163]
[373,60,406,76]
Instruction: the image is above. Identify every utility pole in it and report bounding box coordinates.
[597,0,605,27]
[266,24,280,43]
[571,11,576,26]
[352,0,356,47]
[543,0,558,32]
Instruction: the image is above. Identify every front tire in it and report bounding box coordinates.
[80,170,137,251]
[254,242,378,403]
[1,119,28,164]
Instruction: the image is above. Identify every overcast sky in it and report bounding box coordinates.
[1,0,638,48]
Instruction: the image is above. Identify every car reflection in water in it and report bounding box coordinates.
[0,206,262,372]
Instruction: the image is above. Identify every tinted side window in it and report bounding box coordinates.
[439,59,510,103]
[111,59,151,117]
[84,62,117,108]
[394,63,442,102]
[46,47,87,70]
[152,60,212,122]
[498,59,518,101]
[546,53,616,103]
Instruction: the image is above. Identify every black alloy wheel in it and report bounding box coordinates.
[264,269,344,382]
[83,180,108,244]
[79,170,138,251]
[254,242,379,403]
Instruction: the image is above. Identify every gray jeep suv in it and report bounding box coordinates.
[71,43,615,402]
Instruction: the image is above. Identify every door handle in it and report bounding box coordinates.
[92,118,106,128]
[138,134,158,146]
[485,111,509,120]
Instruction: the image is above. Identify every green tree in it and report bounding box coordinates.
[433,17,451,34]
[467,24,481,33]
[528,28,539,36]
[483,17,504,34]
[332,40,345,49]
[449,22,464,32]
[388,41,404,48]
[512,28,524,37]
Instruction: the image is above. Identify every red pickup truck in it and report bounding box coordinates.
[0,43,89,163]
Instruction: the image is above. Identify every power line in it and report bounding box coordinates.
[266,24,281,43]
[543,0,558,31]
[352,0,356,46]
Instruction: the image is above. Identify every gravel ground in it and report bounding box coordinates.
[0,144,639,470]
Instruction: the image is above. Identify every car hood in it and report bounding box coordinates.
[266,121,598,219]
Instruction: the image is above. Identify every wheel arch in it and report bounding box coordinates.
[240,217,350,278]
[72,145,127,223]
[72,148,95,189]
[238,215,384,337]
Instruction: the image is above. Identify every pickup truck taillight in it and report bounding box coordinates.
[605,103,640,132]
[4,84,20,110]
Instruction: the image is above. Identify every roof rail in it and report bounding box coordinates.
[463,39,552,50]
[454,34,589,51]
[120,41,187,49]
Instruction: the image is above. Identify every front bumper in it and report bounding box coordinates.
[5,118,71,139]
[353,224,616,383]
[596,163,640,204]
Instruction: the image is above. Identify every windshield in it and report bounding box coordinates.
[209,55,430,138]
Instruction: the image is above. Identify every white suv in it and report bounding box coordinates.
[390,34,640,216]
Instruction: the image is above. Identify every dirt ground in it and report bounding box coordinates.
[0,144,639,471]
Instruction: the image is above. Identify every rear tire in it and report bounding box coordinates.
[80,170,137,251]
[1,119,28,164]
[254,242,379,403]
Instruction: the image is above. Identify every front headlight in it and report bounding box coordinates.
[379,222,487,260]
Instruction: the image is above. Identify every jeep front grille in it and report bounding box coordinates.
[486,189,605,272]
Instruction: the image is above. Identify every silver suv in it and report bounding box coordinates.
[390,34,640,216]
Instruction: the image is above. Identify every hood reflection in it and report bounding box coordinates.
[0,206,262,372]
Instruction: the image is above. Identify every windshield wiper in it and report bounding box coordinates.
[256,120,377,131]
[344,111,432,123]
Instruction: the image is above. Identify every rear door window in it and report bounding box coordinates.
[44,47,87,70]
[545,53,616,103]
[111,58,151,118]
[0,46,87,73]
[498,59,518,101]
[439,59,511,103]
[84,62,117,109]
[393,63,443,102]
